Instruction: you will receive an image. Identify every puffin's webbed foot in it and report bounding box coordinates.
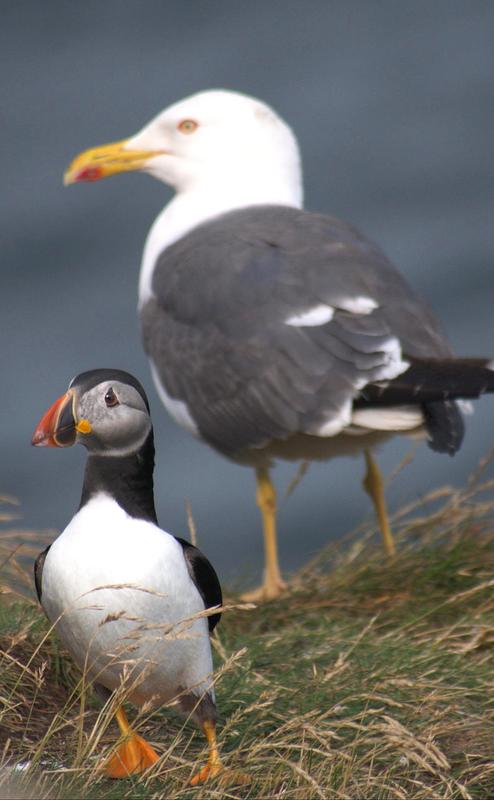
[102,706,159,778]
[190,719,250,786]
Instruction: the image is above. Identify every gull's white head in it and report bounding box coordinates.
[65,89,303,207]
[65,89,304,304]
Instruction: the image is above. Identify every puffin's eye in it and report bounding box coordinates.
[177,119,198,134]
[104,387,119,408]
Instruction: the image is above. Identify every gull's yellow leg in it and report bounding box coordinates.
[363,449,396,557]
[190,720,250,786]
[242,466,287,601]
[103,706,159,778]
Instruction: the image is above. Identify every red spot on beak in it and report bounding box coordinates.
[77,166,104,182]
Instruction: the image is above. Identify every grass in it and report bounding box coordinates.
[1,460,494,799]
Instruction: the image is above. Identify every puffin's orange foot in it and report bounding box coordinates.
[190,761,222,786]
[190,763,251,787]
[241,576,287,602]
[103,733,159,778]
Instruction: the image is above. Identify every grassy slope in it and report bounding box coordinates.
[1,473,494,799]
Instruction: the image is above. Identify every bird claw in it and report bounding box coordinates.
[190,761,222,785]
[190,763,251,787]
[241,576,287,602]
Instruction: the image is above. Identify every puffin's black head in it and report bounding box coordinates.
[32,369,152,456]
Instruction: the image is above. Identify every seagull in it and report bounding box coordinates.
[64,89,494,600]
[32,368,228,783]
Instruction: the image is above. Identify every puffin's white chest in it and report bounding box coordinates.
[41,494,213,706]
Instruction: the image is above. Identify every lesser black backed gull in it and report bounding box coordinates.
[64,90,494,600]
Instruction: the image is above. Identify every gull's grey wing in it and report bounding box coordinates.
[141,205,457,455]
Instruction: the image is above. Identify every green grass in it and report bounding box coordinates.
[1,467,494,799]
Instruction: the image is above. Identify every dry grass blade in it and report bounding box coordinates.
[184,498,197,547]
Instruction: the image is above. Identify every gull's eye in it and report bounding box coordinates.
[177,119,199,134]
[104,387,119,408]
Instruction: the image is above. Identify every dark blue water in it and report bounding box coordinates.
[1,1,493,587]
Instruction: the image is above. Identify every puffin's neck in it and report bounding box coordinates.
[138,172,304,307]
[79,431,157,524]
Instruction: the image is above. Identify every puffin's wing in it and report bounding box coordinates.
[175,538,222,632]
[141,206,459,456]
[34,545,51,603]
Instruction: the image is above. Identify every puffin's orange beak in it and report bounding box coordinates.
[31,390,86,448]
[63,139,165,185]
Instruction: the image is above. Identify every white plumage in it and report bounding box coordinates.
[286,305,335,327]
[42,492,213,707]
[149,361,199,437]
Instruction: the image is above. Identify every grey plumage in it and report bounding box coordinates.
[140,204,460,457]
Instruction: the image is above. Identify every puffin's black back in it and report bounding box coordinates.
[176,538,223,631]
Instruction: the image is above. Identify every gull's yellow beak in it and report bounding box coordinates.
[64,139,165,185]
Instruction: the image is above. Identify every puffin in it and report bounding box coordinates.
[32,368,226,783]
[64,89,494,600]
